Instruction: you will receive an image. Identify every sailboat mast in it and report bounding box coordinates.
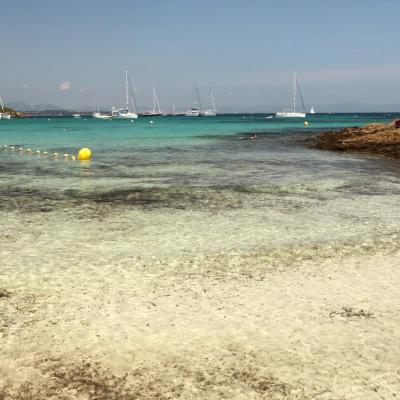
[195,86,202,112]
[0,96,4,113]
[151,86,161,114]
[293,72,296,113]
[155,88,161,114]
[210,90,215,113]
[152,87,156,114]
[126,73,138,113]
[125,70,130,112]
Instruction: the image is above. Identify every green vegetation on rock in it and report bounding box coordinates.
[1,107,20,117]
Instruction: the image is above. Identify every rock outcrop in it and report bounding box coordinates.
[311,121,400,159]
[0,107,21,118]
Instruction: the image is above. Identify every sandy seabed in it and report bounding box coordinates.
[1,207,400,400]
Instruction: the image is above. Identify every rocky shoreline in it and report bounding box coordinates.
[0,107,21,118]
[310,120,400,159]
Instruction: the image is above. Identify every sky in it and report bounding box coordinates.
[1,0,400,112]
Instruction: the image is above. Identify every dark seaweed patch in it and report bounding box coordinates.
[0,289,11,299]
[329,307,374,319]
[0,355,318,400]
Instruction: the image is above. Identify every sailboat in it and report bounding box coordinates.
[170,104,185,116]
[201,90,217,116]
[112,70,138,119]
[309,106,315,114]
[185,86,202,116]
[275,73,306,118]
[141,86,163,116]
[0,96,12,120]
[92,105,112,120]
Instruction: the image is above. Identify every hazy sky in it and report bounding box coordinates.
[1,0,400,111]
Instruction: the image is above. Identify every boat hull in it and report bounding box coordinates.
[140,112,163,117]
[185,109,200,117]
[275,112,306,118]
[92,113,112,120]
[113,113,138,119]
[200,111,216,116]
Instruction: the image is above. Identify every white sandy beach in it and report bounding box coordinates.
[2,0,400,397]
[1,205,400,399]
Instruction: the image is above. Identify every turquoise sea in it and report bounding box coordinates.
[1,113,400,257]
[2,113,400,398]
[1,113,399,189]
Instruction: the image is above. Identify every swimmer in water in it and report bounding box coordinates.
[250,133,257,140]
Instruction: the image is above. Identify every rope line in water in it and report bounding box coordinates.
[0,145,92,161]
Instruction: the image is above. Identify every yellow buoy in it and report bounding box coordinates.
[43,151,48,155]
[27,148,32,153]
[71,155,76,161]
[304,121,309,126]
[77,147,92,161]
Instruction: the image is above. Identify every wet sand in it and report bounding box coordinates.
[1,205,400,399]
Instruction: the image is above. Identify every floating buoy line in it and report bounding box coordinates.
[0,145,92,161]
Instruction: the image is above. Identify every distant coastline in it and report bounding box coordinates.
[0,107,20,118]
[8,111,400,118]
[20,110,94,117]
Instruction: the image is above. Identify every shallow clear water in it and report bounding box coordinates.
[2,114,400,399]
[1,113,398,187]
[1,113,400,262]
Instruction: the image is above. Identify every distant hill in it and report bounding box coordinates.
[217,103,400,113]
[7,101,66,112]
[305,103,400,113]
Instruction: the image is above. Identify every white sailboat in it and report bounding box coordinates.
[141,86,163,116]
[112,70,138,119]
[309,106,315,114]
[275,73,306,118]
[201,90,217,116]
[185,86,202,116]
[0,96,12,120]
[92,105,112,120]
[170,104,185,116]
